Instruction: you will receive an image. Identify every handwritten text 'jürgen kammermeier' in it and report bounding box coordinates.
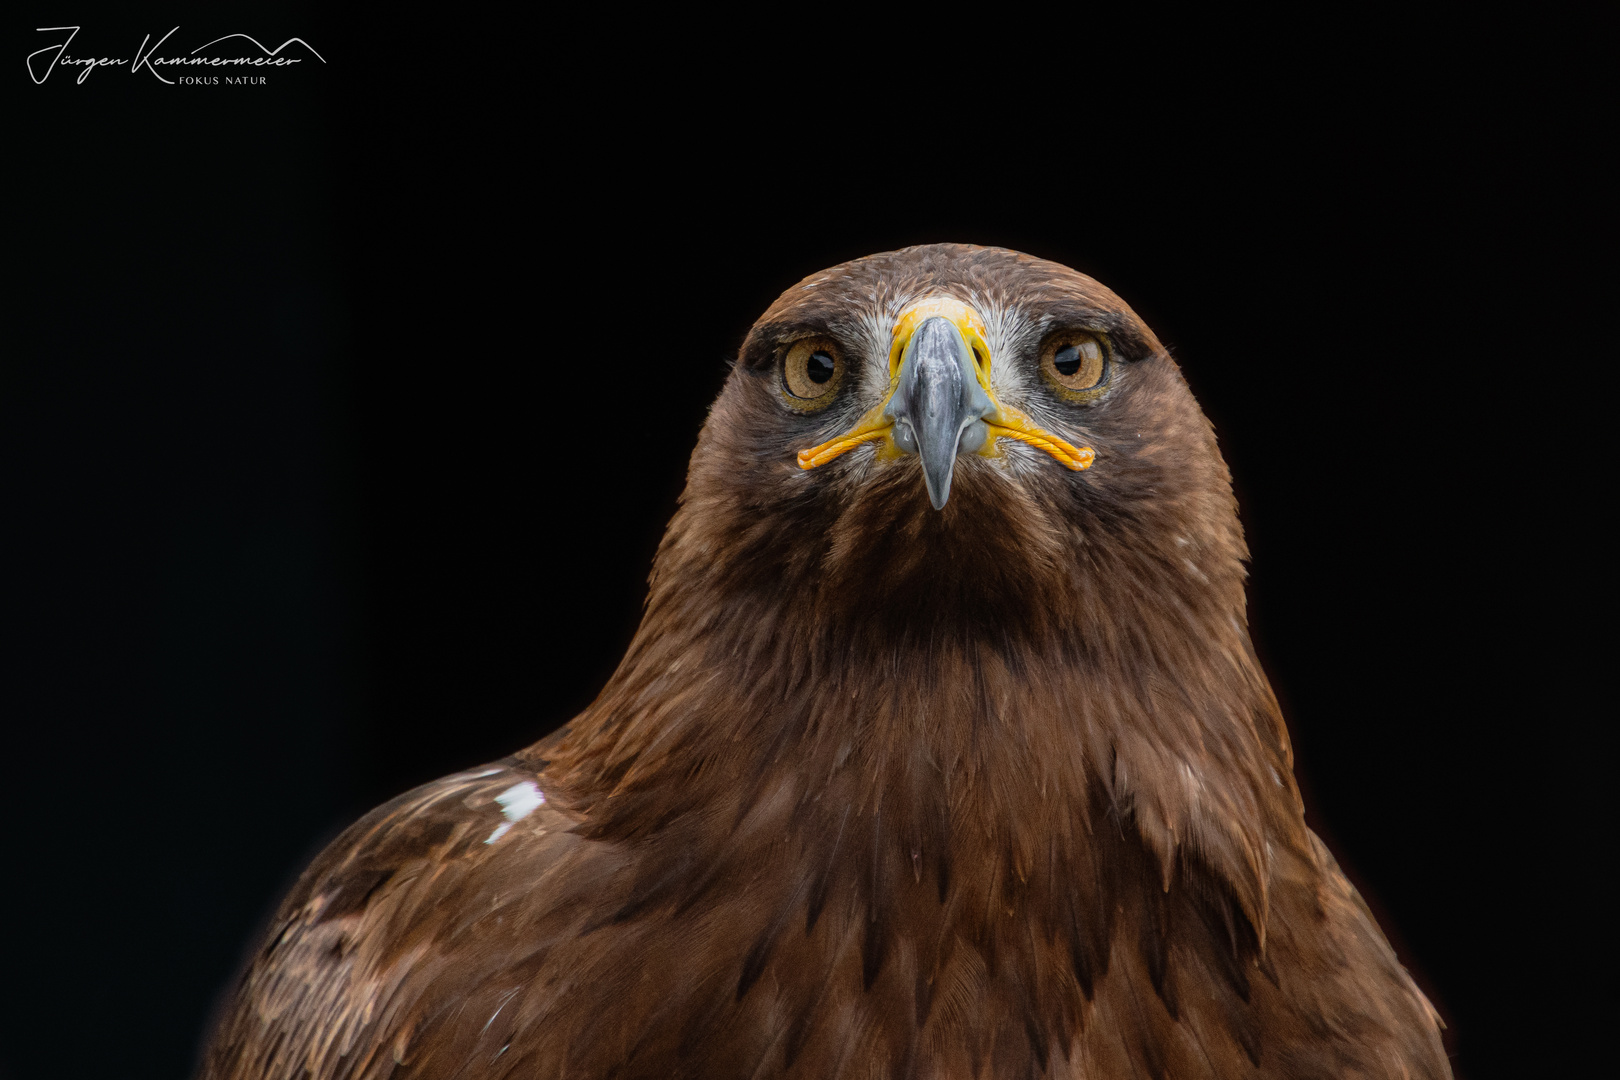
[28,27,326,86]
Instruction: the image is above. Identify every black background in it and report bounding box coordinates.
[4,10,1608,1079]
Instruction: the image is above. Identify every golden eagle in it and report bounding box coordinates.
[200,244,1450,1078]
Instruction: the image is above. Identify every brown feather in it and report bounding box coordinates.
[199,244,1449,1079]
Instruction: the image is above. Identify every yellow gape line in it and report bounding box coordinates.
[797,296,1095,473]
[796,424,889,469]
[984,409,1095,471]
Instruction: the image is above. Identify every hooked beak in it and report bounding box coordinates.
[884,316,992,509]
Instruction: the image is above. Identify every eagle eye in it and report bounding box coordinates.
[781,337,846,411]
[1040,331,1110,402]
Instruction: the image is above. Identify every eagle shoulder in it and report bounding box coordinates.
[198,761,587,1080]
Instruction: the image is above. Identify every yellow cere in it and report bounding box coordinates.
[886,297,993,382]
[797,297,1094,473]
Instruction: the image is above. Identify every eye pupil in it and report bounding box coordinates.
[807,350,835,384]
[1053,345,1082,376]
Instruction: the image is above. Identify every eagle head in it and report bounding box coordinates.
[672,243,1246,648]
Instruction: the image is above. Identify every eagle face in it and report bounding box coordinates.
[688,244,1243,647]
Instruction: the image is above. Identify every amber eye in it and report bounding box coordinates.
[781,337,846,409]
[1040,332,1109,401]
